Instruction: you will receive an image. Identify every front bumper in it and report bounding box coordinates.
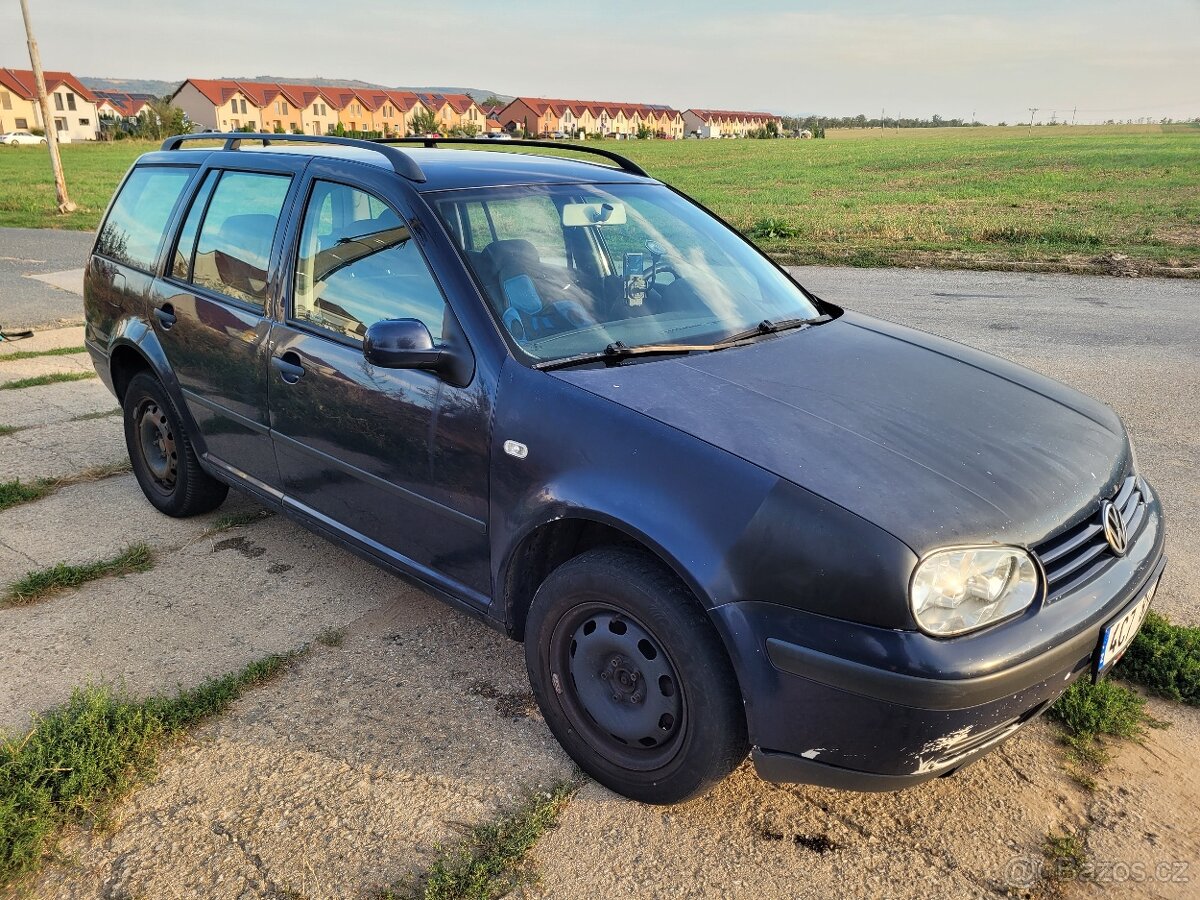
[711,483,1166,791]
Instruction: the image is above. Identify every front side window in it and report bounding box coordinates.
[432,182,820,362]
[95,166,195,272]
[189,171,291,308]
[293,181,446,342]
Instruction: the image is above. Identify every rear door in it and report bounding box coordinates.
[268,162,492,601]
[157,156,305,489]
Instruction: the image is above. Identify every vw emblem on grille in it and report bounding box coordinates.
[1100,500,1128,556]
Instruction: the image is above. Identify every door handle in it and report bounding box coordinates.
[272,351,305,384]
[154,303,177,329]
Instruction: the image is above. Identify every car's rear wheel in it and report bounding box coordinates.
[123,371,227,517]
[524,546,748,804]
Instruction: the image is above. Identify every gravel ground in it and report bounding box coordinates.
[0,264,1196,899]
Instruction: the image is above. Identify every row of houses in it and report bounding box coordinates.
[1,67,159,140]
[497,98,782,139]
[172,79,496,137]
[171,81,784,140]
[2,66,784,141]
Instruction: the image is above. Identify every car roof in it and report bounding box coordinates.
[134,144,655,192]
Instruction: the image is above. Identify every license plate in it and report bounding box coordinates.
[1095,578,1158,676]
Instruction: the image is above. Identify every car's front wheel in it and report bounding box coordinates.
[525,546,748,804]
[123,371,227,517]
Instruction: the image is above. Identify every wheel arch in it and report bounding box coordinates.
[500,511,712,642]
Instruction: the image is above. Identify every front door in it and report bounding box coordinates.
[268,170,491,601]
[156,159,304,488]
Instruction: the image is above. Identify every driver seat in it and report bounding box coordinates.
[487,240,596,342]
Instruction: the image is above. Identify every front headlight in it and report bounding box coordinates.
[910,546,1041,636]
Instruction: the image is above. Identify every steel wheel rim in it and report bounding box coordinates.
[549,602,685,772]
[135,399,177,494]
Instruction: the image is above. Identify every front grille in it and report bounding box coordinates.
[1035,474,1145,601]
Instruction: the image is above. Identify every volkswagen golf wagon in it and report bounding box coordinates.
[83,134,1165,804]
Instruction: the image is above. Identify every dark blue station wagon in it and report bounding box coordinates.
[84,135,1165,803]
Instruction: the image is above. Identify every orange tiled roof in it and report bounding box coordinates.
[507,96,682,121]
[686,108,780,123]
[0,67,97,103]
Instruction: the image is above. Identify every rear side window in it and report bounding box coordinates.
[95,167,195,273]
[188,171,291,309]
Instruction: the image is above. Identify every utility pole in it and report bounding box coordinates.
[1071,106,1077,126]
[19,0,74,213]
[1027,107,1038,133]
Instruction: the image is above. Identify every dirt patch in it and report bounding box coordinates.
[467,678,540,720]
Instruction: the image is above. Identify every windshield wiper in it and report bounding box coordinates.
[534,340,721,371]
[534,315,832,372]
[713,314,831,348]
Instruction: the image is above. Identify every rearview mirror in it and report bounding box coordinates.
[562,201,627,227]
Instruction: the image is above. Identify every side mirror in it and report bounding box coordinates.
[364,318,441,369]
[363,318,472,386]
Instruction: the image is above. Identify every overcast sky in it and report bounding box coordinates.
[4,0,1198,123]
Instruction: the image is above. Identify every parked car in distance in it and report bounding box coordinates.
[485,132,513,140]
[83,133,1165,804]
[1,129,47,145]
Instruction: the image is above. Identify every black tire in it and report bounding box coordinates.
[122,371,227,517]
[525,546,748,804]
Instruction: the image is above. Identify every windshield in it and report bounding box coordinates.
[430,183,821,362]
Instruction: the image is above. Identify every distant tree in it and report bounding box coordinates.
[636,124,654,139]
[409,108,438,136]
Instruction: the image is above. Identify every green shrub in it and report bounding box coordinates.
[1118,612,1200,705]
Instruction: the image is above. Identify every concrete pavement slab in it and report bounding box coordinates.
[27,267,85,296]
[31,602,573,899]
[0,514,399,733]
[0,350,93,382]
[0,415,125,482]
[0,324,85,356]
[0,377,114,428]
[0,473,260,584]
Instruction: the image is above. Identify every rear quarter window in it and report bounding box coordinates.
[95,166,195,273]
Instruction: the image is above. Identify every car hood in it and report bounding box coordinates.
[551,312,1128,554]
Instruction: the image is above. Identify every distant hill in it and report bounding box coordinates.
[79,75,512,105]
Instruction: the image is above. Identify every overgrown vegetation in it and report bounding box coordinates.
[0,372,96,391]
[316,627,346,648]
[2,128,1196,274]
[748,217,798,240]
[0,654,293,886]
[0,425,26,436]
[203,507,273,535]
[390,781,580,900]
[0,462,131,513]
[1043,829,1088,882]
[1117,612,1200,706]
[1048,678,1161,784]
[3,544,154,607]
[0,480,47,511]
[0,345,87,362]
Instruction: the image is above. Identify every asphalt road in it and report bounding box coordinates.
[0,227,92,331]
[0,226,1195,619]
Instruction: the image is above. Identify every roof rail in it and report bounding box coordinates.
[159,132,426,182]
[375,137,650,178]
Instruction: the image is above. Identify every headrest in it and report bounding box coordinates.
[484,239,540,269]
[215,214,276,268]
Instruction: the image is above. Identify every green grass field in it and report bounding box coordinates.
[1,125,1196,274]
